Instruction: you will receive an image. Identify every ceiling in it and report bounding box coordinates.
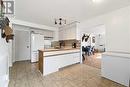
[15,0,130,27]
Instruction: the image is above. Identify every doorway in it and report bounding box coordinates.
[81,25,106,69]
[14,30,31,61]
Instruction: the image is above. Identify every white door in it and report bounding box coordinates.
[15,30,30,61]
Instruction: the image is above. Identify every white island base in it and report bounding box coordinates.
[39,49,81,76]
[101,52,130,87]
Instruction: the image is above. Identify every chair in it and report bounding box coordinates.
[91,46,95,55]
[86,46,92,56]
[82,46,86,61]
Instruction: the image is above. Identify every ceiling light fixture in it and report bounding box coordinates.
[54,18,66,25]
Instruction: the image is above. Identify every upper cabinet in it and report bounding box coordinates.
[59,22,80,40]
[43,30,54,38]
[32,29,54,38]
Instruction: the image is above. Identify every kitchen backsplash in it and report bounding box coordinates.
[52,39,81,48]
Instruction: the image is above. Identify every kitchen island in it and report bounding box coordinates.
[38,48,81,76]
[101,52,130,87]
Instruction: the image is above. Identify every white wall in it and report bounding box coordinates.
[105,6,130,53]
[0,30,9,87]
[9,19,59,65]
[79,6,130,53]
[80,24,105,35]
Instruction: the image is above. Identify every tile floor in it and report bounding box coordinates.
[9,61,125,87]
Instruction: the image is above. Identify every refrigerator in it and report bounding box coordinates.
[31,33,44,63]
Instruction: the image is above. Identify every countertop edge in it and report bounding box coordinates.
[102,52,130,59]
[39,48,80,52]
[44,51,80,57]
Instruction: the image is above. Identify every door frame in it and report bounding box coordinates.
[80,24,106,63]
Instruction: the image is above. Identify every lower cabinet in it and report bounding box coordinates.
[73,53,81,63]
[44,52,80,76]
[59,53,80,68]
[101,54,130,87]
[44,56,60,75]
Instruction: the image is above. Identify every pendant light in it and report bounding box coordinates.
[54,18,66,25]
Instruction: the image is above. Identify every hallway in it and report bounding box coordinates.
[9,61,125,87]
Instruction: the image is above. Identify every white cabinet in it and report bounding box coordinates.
[44,56,60,75]
[101,53,130,87]
[73,53,81,63]
[59,53,80,68]
[44,31,53,37]
[31,28,54,38]
[59,29,64,40]
[65,28,69,40]
[59,23,79,40]
[70,27,76,39]
[59,54,70,68]
[44,52,80,76]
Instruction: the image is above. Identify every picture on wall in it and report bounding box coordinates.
[82,34,90,42]
[92,37,95,43]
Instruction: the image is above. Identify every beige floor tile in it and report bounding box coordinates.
[8,61,126,87]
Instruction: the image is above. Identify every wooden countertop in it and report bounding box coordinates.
[39,47,80,52]
[39,48,80,57]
